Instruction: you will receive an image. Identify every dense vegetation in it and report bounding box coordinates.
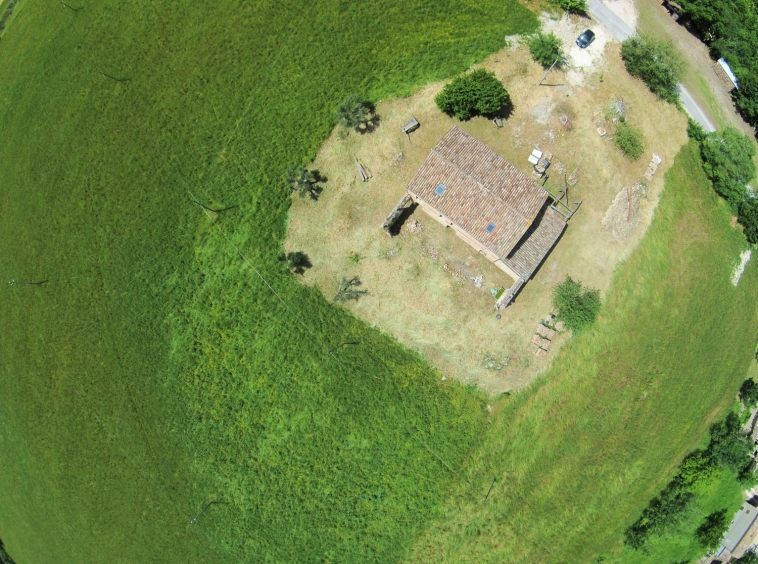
[620,35,683,104]
[688,120,757,240]
[527,32,564,68]
[434,69,511,120]
[406,143,758,563]
[678,0,758,131]
[0,0,538,562]
[551,276,601,331]
[549,0,588,15]
[613,117,646,160]
[625,411,754,551]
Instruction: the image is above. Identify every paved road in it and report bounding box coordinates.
[587,0,717,132]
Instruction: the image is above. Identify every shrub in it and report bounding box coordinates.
[552,276,601,331]
[739,198,758,245]
[620,36,682,104]
[528,32,565,68]
[336,94,374,132]
[695,509,729,550]
[699,127,756,211]
[613,118,645,160]
[279,251,311,274]
[287,166,323,200]
[435,68,511,120]
[549,0,588,14]
[735,550,758,564]
[740,378,758,407]
[687,118,707,143]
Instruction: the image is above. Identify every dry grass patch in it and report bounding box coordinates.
[286,39,687,394]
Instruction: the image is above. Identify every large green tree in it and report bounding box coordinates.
[699,127,756,210]
[620,35,683,104]
[551,276,601,331]
[695,509,729,550]
[435,68,510,120]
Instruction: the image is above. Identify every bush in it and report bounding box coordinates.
[706,411,752,473]
[287,166,323,200]
[735,550,758,564]
[687,118,707,143]
[739,198,758,245]
[613,118,645,160]
[528,32,565,68]
[620,36,682,104]
[699,127,756,211]
[552,276,601,331]
[695,509,729,550]
[336,94,375,132]
[549,0,588,14]
[740,378,758,407]
[435,68,511,120]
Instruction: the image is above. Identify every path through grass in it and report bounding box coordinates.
[406,143,758,563]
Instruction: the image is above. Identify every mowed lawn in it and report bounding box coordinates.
[406,143,758,563]
[0,1,537,563]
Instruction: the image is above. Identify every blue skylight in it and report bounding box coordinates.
[434,184,446,196]
[486,223,496,234]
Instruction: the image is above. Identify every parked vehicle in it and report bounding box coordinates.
[576,29,595,48]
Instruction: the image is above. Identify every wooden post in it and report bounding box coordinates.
[539,59,560,86]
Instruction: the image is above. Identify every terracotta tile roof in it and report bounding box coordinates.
[502,205,566,279]
[407,127,549,257]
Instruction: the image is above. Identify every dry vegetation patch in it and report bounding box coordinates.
[286,37,687,394]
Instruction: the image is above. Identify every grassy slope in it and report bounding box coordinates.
[406,143,758,563]
[0,1,537,563]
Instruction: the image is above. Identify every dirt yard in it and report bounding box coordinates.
[285,28,687,394]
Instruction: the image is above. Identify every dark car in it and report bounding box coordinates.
[576,29,595,48]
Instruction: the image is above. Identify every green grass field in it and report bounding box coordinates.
[2,1,758,563]
[0,1,537,562]
[405,143,758,563]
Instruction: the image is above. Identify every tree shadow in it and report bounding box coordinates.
[358,113,382,134]
[485,99,515,124]
[280,251,312,275]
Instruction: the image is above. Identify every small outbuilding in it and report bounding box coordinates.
[715,502,758,562]
[403,126,567,307]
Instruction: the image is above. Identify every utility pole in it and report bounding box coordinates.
[60,1,81,11]
[99,70,126,82]
[8,279,47,286]
[483,476,496,503]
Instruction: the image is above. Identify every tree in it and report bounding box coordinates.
[549,0,588,13]
[739,198,758,245]
[279,251,311,275]
[695,509,729,550]
[528,32,565,68]
[620,36,683,104]
[706,412,752,473]
[287,166,323,200]
[336,94,375,133]
[613,117,645,160]
[435,69,511,120]
[699,127,756,210]
[333,276,367,302]
[734,549,758,564]
[740,378,758,407]
[551,276,601,331]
